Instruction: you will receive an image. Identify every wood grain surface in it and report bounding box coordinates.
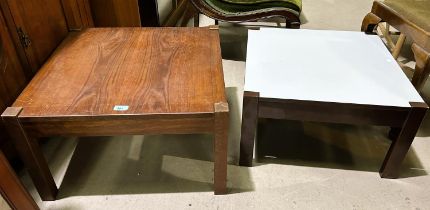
[14,27,226,117]
[3,0,68,73]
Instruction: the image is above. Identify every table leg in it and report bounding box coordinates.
[380,102,427,178]
[194,11,200,27]
[239,91,259,167]
[411,43,430,91]
[214,102,229,195]
[361,12,381,34]
[388,127,401,141]
[2,107,58,201]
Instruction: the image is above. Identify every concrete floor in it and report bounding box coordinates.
[0,197,8,210]
[3,0,430,209]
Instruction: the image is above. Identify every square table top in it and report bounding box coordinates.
[13,28,226,117]
[245,28,424,107]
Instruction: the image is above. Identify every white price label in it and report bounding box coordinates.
[113,105,129,111]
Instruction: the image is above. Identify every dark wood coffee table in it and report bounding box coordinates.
[239,28,428,179]
[2,27,229,200]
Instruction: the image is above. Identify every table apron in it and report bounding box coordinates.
[19,116,215,138]
[258,100,410,127]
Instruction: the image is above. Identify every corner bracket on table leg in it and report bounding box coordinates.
[239,91,260,167]
[380,102,428,178]
[213,102,229,195]
[1,107,58,201]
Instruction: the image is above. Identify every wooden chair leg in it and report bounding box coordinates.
[361,12,382,34]
[411,43,430,91]
[285,20,300,29]
[180,1,195,27]
[290,22,300,29]
[163,0,188,26]
[213,102,229,195]
[380,102,427,178]
[2,107,58,201]
[194,11,200,27]
[392,33,406,59]
[378,23,396,50]
[385,24,390,36]
[239,91,259,167]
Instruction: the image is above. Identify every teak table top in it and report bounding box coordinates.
[13,28,226,118]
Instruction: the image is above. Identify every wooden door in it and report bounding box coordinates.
[0,0,69,74]
[0,5,28,161]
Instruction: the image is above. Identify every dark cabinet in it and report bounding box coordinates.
[89,0,159,27]
[0,3,28,162]
[0,0,92,160]
[1,0,69,74]
[0,0,70,161]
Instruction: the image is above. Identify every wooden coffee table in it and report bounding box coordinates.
[1,27,229,200]
[239,28,428,179]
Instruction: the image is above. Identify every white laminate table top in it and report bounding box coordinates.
[245,28,424,107]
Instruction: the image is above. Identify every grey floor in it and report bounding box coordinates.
[3,0,430,209]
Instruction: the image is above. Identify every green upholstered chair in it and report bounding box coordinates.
[190,0,302,28]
